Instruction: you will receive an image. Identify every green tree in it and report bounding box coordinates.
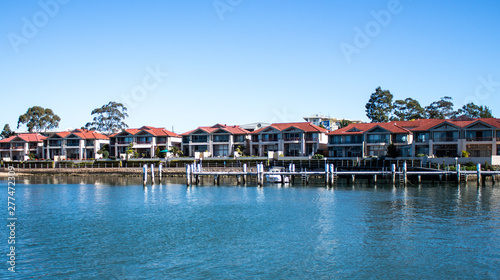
[456,102,493,118]
[425,96,455,119]
[339,119,353,128]
[169,146,183,157]
[17,106,61,132]
[85,101,129,135]
[392,98,425,121]
[386,143,401,158]
[365,87,393,123]
[1,124,14,139]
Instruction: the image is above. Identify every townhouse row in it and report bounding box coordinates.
[328,117,500,159]
[2,117,500,161]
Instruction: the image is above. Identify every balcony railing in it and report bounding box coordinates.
[466,137,493,142]
[366,139,389,144]
[135,141,152,144]
[116,141,132,145]
[11,145,24,149]
[415,138,429,143]
[433,137,458,142]
[305,137,318,141]
[261,138,279,142]
[284,137,302,141]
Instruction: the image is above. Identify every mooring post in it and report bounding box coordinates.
[403,162,407,185]
[325,162,329,186]
[243,163,247,184]
[351,174,355,184]
[143,164,148,186]
[151,163,155,185]
[418,174,421,183]
[456,163,461,183]
[186,164,191,186]
[477,163,481,185]
[191,164,195,185]
[391,163,396,185]
[374,174,377,183]
[159,163,162,183]
[330,164,335,186]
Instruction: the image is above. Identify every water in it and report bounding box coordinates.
[1,176,499,279]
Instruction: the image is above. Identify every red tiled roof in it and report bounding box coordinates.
[181,124,250,136]
[0,133,47,143]
[251,122,328,134]
[328,118,500,135]
[110,126,180,138]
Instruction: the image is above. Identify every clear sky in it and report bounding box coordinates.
[1,0,500,133]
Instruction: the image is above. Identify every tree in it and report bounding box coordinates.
[85,101,129,135]
[456,102,493,118]
[17,106,61,133]
[365,87,393,123]
[386,143,401,158]
[339,119,353,128]
[425,96,455,119]
[1,124,14,139]
[169,146,183,157]
[392,98,425,121]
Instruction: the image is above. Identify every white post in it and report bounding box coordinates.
[151,163,155,184]
[477,163,481,185]
[143,164,147,186]
[159,163,162,183]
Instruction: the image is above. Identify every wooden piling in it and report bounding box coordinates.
[158,163,162,183]
[143,164,147,186]
[186,164,191,186]
[243,164,247,184]
[150,163,155,185]
[456,164,461,183]
[477,163,481,185]
[391,164,396,185]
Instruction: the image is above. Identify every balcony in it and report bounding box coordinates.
[135,141,152,144]
[466,137,493,142]
[284,137,302,141]
[415,138,429,143]
[433,137,458,142]
[305,137,318,141]
[11,145,24,150]
[116,141,132,145]
[366,139,389,144]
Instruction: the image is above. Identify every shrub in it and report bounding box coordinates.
[312,154,324,159]
[461,150,469,158]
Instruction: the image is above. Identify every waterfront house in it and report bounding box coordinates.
[109,126,181,159]
[44,129,109,160]
[250,122,328,157]
[0,133,47,161]
[181,124,250,157]
[327,117,500,163]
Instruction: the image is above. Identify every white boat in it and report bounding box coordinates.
[266,167,289,183]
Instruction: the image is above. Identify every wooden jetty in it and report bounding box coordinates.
[178,162,500,187]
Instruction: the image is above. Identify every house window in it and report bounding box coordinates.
[213,135,229,142]
[192,135,208,143]
[367,134,389,143]
[193,145,207,152]
[415,145,429,156]
[433,131,458,142]
[328,147,343,157]
[466,144,492,157]
[182,136,190,143]
[330,136,342,144]
[433,145,457,157]
[394,134,407,143]
[85,140,94,146]
[345,135,363,144]
[415,132,429,143]
[367,145,386,157]
[49,140,62,146]
[285,143,301,156]
[234,135,246,142]
[284,133,301,141]
[213,145,229,157]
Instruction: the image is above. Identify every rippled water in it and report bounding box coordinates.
[1,177,499,279]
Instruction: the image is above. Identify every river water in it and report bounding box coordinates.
[1,176,499,279]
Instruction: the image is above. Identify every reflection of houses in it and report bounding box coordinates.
[44,129,109,160]
[181,124,250,157]
[250,122,328,157]
[109,126,181,158]
[0,134,47,161]
[327,117,500,160]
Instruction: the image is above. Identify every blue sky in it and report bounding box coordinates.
[1,0,500,133]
